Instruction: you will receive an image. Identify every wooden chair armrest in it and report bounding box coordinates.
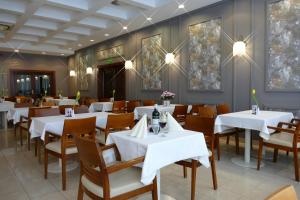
[99,144,121,161]
[267,126,295,134]
[20,115,28,123]
[106,156,144,174]
[44,131,60,144]
[278,122,297,127]
[291,118,300,124]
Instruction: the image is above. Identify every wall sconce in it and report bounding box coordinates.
[86,67,93,74]
[165,53,175,64]
[70,70,76,77]
[26,77,30,82]
[124,60,133,70]
[233,40,246,56]
[21,78,25,82]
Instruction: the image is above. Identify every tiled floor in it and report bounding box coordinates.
[0,128,299,200]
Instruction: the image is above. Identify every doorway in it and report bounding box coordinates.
[97,62,125,100]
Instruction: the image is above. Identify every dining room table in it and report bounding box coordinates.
[134,104,192,120]
[105,129,210,200]
[214,110,294,168]
[88,101,113,112]
[46,98,78,106]
[0,101,15,129]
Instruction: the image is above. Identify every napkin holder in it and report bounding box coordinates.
[65,108,75,117]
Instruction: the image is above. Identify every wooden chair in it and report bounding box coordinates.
[41,101,55,107]
[126,100,141,113]
[257,122,300,181]
[20,97,33,104]
[59,105,78,114]
[265,185,297,200]
[44,117,96,190]
[74,136,158,200]
[143,100,155,106]
[175,115,217,200]
[172,105,188,124]
[96,113,135,144]
[85,98,97,107]
[14,102,33,108]
[215,104,240,160]
[74,105,89,114]
[112,100,126,113]
[4,97,16,102]
[99,98,111,102]
[189,104,204,115]
[32,107,61,162]
[198,106,215,118]
[19,106,51,151]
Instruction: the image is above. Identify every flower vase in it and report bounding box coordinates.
[110,97,114,102]
[251,105,260,115]
[163,100,170,107]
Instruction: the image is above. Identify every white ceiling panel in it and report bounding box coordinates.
[0,0,222,56]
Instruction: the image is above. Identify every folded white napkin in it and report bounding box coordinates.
[167,112,184,132]
[130,114,148,138]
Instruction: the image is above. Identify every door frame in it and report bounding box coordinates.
[9,69,56,96]
[97,61,125,100]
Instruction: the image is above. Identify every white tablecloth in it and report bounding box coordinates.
[134,104,192,120]
[48,99,77,106]
[88,102,113,112]
[214,110,294,139]
[29,112,111,140]
[7,107,28,124]
[106,130,210,185]
[0,101,15,112]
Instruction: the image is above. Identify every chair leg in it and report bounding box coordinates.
[34,138,38,157]
[77,178,84,200]
[293,149,299,182]
[216,135,220,160]
[38,139,42,164]
[257,139,263,170]
[152,177,158,200]
[62,157,67,190]
[14,125,17,138]
[287,151,289,156]
[20,128,23,146]
[191,160,197,200]
[27,132,31,151]
[210,157,217,190]
[226,136,229,144]
[183,166,187,178]
[273,149,278,163]
[235,132,239,154]
[44,149,48,179]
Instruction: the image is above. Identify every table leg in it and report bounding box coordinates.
[137,170,176,200]
[231,129,264,168]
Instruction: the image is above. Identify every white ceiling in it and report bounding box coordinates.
[0,0,221,56]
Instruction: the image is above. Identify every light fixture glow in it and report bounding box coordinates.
[124,60,133,70]
[70,70,76,77]
[26,77,30,82]
[14,49,19,53]
[147,17,152,21]
[78,44,82,47]
[35,76,38,80]
[61,53,64,56]
[90,39,94,42]
[165,53,175,64]
[86,67,93,74]
[21,78,24,82]
[104,33,110,37]
[123,26,128,30]
[178,4,185,9]
[43,75,48,79]
[233,41,246,56]
[17,79,20,83]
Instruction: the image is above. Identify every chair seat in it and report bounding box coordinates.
[264,132,300,148]
[81,167,146,198]
[19,122,28,129]
[45,140,78,154]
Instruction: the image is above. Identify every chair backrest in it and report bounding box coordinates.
[20,97,33,104]
[173,105,188,118]
[4,97,16,102]
[216,104,230,115]
[59,105,78,114]
[143,100,155,106]
[106,112,135,130]
[190,104,205,114]
[265,185,297,200]
[184,115,215,148]
[99,98,111,102]
[127,100,141,113]
[85,98,97,107]
[33,107,61,117]
[62,117,97,150]
[74,105,89,114]
[41,101,55,107]
[198,106,215,118]
[112,100,126,113]
[14,103,33,108]
[74,137,107,190]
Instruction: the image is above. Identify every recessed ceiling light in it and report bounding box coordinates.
[78,44,82,47]
[42,52,46,54]
[178,4,185,9]
[14,49,19,53]
[123,26,128,30]
[147,17,152,21]
[90,39,94,42]
[104,33,110,37]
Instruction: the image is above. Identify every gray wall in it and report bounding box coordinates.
[68,0,300,112]
[0,52,69,96]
